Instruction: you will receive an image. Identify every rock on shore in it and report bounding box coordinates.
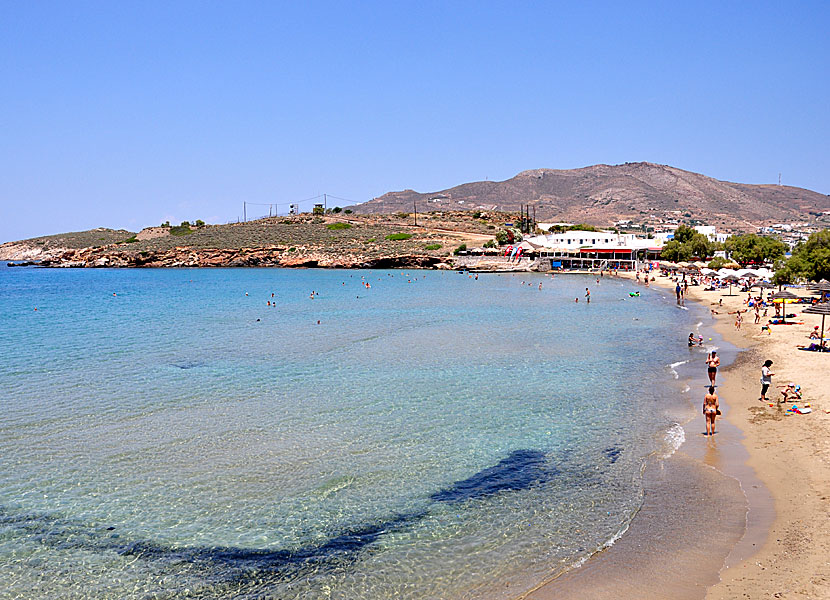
[34,245,448,270]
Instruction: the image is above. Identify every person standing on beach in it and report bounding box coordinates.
[706,350,720,386]
[703,386,719,436]
[760,360,774,402]
[675,282,681,303]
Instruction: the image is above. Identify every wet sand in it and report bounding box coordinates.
[612,271,830,599]
[520,273,768,599]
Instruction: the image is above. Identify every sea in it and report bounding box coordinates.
[0,266,717,599]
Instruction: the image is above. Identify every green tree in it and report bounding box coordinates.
[660,240,689,262]
[783,230,830,281]
[688,233,714,260]
[723,234,787,266]
[673,225,697,244]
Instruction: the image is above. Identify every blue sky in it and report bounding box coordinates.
[2,1,828,242]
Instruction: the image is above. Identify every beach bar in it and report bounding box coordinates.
[524,230,664,271]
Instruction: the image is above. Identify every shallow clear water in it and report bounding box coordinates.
[0,267,703,599]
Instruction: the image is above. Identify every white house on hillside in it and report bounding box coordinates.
[694,226,730,243]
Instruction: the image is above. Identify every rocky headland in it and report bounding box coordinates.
[1,212,523,270]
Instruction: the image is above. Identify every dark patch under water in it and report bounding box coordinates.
[430,449,550,503]
[171,360,205,370]
[604,446,622,463]
[3,449,556,594]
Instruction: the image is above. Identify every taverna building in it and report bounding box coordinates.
[523,230,663,270]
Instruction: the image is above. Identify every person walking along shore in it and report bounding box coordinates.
[703,386,720,436]
[706,350,720,386]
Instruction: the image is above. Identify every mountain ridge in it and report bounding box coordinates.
[353,162,830,230]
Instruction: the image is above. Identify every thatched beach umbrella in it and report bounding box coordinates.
[721,273,741,296]
[804,303,830,350]
[809,281,830,300]
[769,289,801,324]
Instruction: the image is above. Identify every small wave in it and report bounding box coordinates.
[682,384,690,393]
[661,423,686,458]
[568,515,637,573]
[667,360,688,379]
[695,321,703,329]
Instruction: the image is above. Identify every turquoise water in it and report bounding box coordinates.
[0,267,702,599]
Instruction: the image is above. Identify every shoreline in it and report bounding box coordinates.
[593,271,830,598]
[522,275,755,599]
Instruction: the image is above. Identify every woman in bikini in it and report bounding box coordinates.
[706,350,720,386]
[703,386,719,436]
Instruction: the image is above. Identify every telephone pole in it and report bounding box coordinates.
[413,200,417,226]
[243,202,247,222]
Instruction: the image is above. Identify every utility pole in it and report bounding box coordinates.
[324,193,327,211]
[414,200,417,226]
[243,202,247,222]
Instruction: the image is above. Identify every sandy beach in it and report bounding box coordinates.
[679,273,830,599]
[629,271,830,599]
[522,270,830,599]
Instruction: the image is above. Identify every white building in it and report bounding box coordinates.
[694,226,729,243]
[523,229,662,270]
[526,230,658,252]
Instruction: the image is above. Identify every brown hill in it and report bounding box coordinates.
[353,162,830,231]
[0,213,500,266]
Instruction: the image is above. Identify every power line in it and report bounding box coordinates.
[245,194,324,208]
[325,194,360,205]
[241,193,364,222]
